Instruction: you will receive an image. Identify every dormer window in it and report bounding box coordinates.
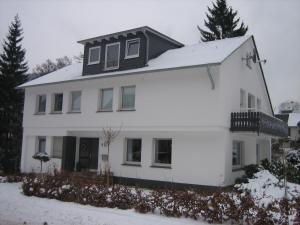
[125,38,140,59]
[88,46,101,65]
[105,42,120,70]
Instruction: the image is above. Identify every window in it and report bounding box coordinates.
[125,38,140,59]
[37,136,46,153]
[232,141,244,169]
[36,95,46,113]
[154,139,172,165]
[125,138,142,163]
[257,98,262,111]
[88,46,101,65]
[52,93,63,112]
[248,93,255,112]
[70,91,81,112]
[121,86,135,110]
[99,88,113,111]
[105,42,120,70]
[52,137,63,158]
[240,89,246,111]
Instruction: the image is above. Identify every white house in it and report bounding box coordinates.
[18,27,288,187]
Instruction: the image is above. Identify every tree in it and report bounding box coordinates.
[30,56,72,80]
[0,15,28,173]
[197,0,248,42]
[99,126,121,186]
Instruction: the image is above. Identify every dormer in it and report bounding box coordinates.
[78,26,184,76]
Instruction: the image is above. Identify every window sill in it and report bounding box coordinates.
[67,111,81,114]
[34,112,46,115]
[121,163,141,167]
[117,109,136,112]
[104,66,119,71]
[87,61,100,66]
[125,55,139,59]
[97,110,113,113]
[50,111,62,114]
[150,165,172,169]
[232,167,244,172]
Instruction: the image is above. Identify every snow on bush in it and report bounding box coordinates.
[21,172,300,224]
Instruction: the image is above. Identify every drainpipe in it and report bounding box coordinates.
[206,66,215,89]
[143,29,149,66]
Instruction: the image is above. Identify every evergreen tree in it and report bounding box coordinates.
[198,0,248,42]
[0,15,28,173]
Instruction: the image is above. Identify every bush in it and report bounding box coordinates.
[261,159,300,184]
[21,173,297,224]
[244,164,260,179]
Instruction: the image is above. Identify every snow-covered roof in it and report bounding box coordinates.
[288,113,300,127]
[18,35,251,88]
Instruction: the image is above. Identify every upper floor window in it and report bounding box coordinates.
[52,136,63,158]
[70,91,81,112]
[36,95,46,114]
[125,138,142,164]
[257,98,262,111]
[37,136,46,153]
[153,139,172,166]
[240,89,246,111]
[232,140,244,169]
[52,93,63,113]
[99,88,113,111]
[121,86,135,110]
[125,38,140,59]
[105,42,120,70]
[88,46,101,65]
[248,93,255,112]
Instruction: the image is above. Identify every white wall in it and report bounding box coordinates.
[23,66,221,131]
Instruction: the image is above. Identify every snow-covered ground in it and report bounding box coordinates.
[0,182,204,225]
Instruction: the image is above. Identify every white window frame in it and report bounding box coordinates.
[52,136,63,159]
[232,140,244,170]
[88,46,101,65]
[69,91,81,112]
[152,138,172,167]
[124,138,142,165]
[36,94,46,114]
[51,93,63,113]
[120,85,136,110]
[99,88,113,111]
[125,38,140,59]
[104,42,120,70]
[36,136,46,153]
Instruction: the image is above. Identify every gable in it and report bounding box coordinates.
[219,36,274,118]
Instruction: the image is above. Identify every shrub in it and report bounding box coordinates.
[21,173,298,224]
[244,164,260,179]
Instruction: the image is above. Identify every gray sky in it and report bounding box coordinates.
[0,0,299,109]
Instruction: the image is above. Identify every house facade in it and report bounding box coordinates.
[19,27,288,187]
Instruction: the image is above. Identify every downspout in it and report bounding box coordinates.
[206,66,215,89]
[143,29,149,66]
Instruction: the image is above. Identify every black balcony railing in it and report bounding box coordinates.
[230,112,288,137]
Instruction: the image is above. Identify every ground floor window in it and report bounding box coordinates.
[52,137,63,158]
[125,138,141,163]
[232,140,244,169]
[37,136,46,153]
[154,139,172,165]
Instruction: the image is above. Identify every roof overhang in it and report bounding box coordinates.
[77,26,184,47]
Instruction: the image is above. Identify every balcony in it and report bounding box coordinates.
[230,112,288,137]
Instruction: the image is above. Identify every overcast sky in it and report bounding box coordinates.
[0,0,299,109]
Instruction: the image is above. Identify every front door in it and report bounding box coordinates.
[79,138,99,170]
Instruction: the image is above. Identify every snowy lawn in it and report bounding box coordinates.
[0,182,205,225]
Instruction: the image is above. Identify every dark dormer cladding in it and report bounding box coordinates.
[78,26,184,76]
